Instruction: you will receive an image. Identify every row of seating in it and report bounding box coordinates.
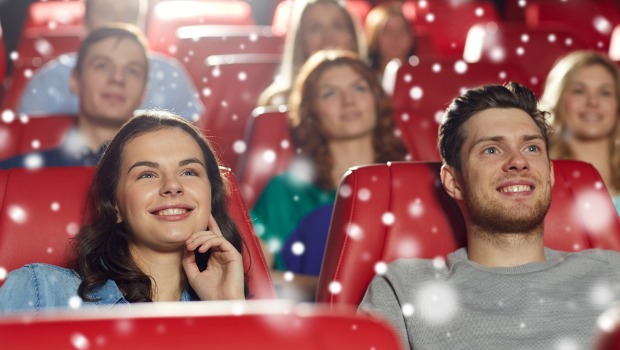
[0,301,402,349]
[0,160,618,304]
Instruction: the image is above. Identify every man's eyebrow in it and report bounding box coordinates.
[468,134,545,153]
[469,136,505,153]
[522,134,545,142]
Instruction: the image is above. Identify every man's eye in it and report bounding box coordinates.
[527,145,540,152]
[483,147,497,154]
[138,172,154,179]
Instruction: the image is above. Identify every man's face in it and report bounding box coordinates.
[70,36,147,127]
[441,108,554,234]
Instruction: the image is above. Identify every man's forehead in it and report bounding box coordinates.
[463,108,542,142]
[85,37,146,63]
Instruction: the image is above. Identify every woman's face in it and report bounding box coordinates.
[558,64,619,141]
[312,64,377,140]
[115,128,212,253]
[301,3,355,58]
[378,15,412,64]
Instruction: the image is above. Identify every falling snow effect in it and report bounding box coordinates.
[415,280,459,324]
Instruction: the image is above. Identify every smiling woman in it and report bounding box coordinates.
[0,111,247,313]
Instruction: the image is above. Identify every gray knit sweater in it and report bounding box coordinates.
[359,248,620,350]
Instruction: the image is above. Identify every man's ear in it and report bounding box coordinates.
[549,160,555,187]
[69,71,80,97]
[441,164,464,201]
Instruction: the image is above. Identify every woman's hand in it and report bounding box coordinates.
[182,214,245,300]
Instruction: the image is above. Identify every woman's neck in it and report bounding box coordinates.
[130,245,185,302]
[328,136,375,186]
[566,137,616,194]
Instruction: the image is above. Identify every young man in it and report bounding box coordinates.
[17,0,203,121]
[0,24,147,168]
[359,82,620,349]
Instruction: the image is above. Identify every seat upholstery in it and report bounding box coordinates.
[3,1,84,112]
[525,0,620,51]
[175,25,283,89]
[463,22,590,97]
[384,58,528,161]
[0,115,75,161]
[316,160,620,305]
[0,166,276,298]
[236,106,293,210]
[0,302,402,349]
[147,0,255,54]
[197,53,280,172]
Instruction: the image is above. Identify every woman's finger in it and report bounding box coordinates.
[207,213,223,236]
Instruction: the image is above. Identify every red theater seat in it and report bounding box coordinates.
[411,0,499,58]
[0,302,402,350]
[147,0,255,54]
[0,166,276,298]
[316,160,620,305]
[463,22,590,96]
[236,106,293,210]
[174,25,283,88]
[4,1,84,112]
[197,53,280,171]
[383,58,528,161]
[525,0,620,51]
[0,115,75,161]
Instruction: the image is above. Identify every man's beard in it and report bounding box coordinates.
[464,180,552,236]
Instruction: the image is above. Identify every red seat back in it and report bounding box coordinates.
[236,106,293,209]
[384,58,529,161]
[0,302,402,350]
[147,0,255,54]
[0,166,276,298]
[525,0,620,51]
[463,22,591,96]
[175,25,283,88]
[411,0,499,58]
[197,53,280,171]
[3,1,85,112]
[0,115,75,161]
[316,160,620,305]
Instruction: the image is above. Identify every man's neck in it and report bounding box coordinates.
[76,116,124,153]
[466,225,546,267]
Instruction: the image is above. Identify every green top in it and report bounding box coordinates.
[250,172,336,270]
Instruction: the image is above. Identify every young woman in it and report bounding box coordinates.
[540,51,620,214]
[252,50,408,300]
[365,2,415,78]
[0,112,246,313]
[258,0,366,106]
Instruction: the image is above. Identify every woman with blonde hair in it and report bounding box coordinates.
[252,50,408,300]
[365,2,415,77]
[258,0,367,106]
[540,50,620,214]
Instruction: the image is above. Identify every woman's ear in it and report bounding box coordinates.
[115,205,123,223]
[441,164,464,201]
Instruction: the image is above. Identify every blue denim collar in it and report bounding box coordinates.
[89,280,193,305]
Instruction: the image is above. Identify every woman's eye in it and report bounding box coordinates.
[182,169,199,176]
[354,83,369,92]
[483,147,497,155]
[138,172,154,179]
[321,90,335,99]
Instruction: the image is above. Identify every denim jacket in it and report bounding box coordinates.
[0,264,192,314]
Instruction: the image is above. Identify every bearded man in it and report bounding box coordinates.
[359,82,620,350]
